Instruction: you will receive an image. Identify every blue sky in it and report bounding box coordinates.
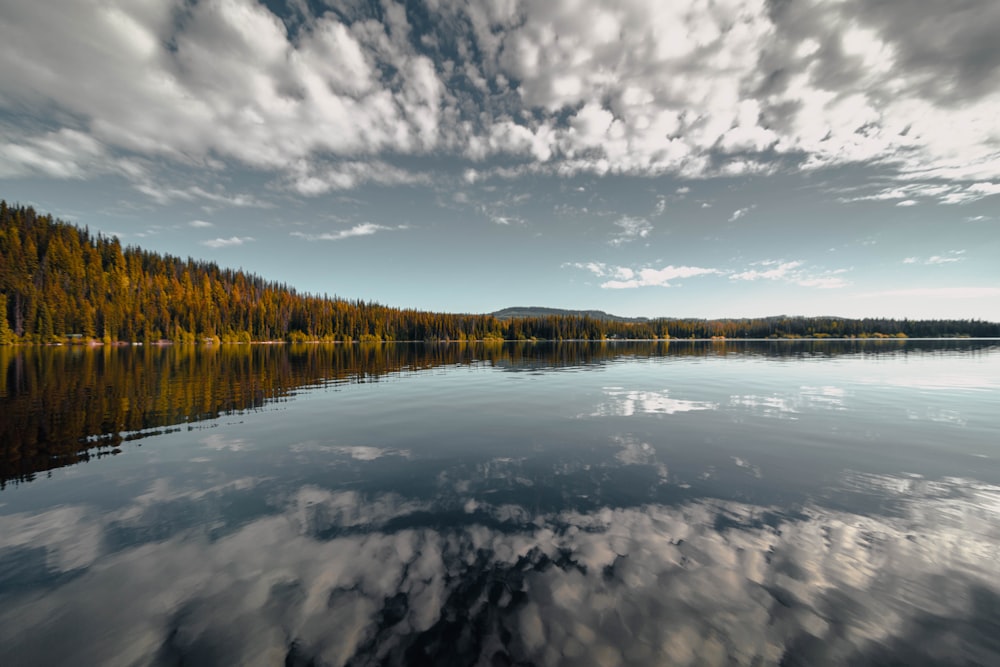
[1,0,998,319]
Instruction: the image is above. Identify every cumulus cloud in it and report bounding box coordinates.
[939,182,1000,204]
[728,206,754,222]
[794,275,851,289]
[490,215,524,226]
[610,216,653,245]
[729,259,850,289]
[730,260,850,289]
[564,261,721,288]
[201,236,254,248]
[188,219,214,228]
[290,223,406,241]
[135,182,269,208]
[0,128,112,179]
[730,260,805,281]
[840,182,1000,206]
[602,265,721,289]
[569,259,849,290]
[288,161,431,195]
[2,0,998,199]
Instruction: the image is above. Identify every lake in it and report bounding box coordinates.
[1,340,999,666]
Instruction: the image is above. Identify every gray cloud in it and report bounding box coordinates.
[0,0,998,201]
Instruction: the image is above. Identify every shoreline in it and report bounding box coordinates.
[3,335,996,348]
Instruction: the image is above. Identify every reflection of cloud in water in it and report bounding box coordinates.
[730,394,799,419]
[861,374,1000,392]
[731,385,848,419]
[800,385,847,408]
[905,408,967,426]
[732,456,762,478]
[591,387,718,417]
[292,487,433,533]
[201,434,250,451]
[1,476,998,665]
[0,506,102,572]
[290,442,411,460]
[613,437,670,480]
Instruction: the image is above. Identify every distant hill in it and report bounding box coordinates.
[491,307,649,323]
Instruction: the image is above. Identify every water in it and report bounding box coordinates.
[1,340,999,666]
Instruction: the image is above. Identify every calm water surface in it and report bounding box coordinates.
[1,341,999,666]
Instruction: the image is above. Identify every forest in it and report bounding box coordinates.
[2,199,998,343]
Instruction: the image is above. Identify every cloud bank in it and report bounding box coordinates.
[1,0,999,199]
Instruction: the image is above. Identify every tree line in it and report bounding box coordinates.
[1,200,998,343]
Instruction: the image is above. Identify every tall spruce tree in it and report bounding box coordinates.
[0,293,12,344]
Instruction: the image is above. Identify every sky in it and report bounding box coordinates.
[1,0,998,320]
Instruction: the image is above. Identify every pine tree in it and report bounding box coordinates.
[0,294,12,344]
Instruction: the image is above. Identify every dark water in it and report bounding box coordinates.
[1,340,999,666]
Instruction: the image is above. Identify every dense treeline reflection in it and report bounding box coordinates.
[1,339,996,486]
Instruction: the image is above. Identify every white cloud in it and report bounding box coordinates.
[0,129,110,179]
[135,182,268,208]
[840,181,1000,207]
[601,265,720,289]
[1,0,999,196]
[201,236,254,248]
[730,260,850,289]
[730,260,804,281]
[795,276,850,289]
[610,216,653,245]
[567,261,723,288]
[903,250,967,265]
[188,220,214,228]
[289,161,431,195]
[939,182,1000,204]
[728,206,753,222]
[926,255,964,265]
[291,223,407,242]
[491,215,524,226]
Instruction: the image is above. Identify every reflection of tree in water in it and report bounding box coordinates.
[1,339,992,486]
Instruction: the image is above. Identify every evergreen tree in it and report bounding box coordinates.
[0,294,12,344]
